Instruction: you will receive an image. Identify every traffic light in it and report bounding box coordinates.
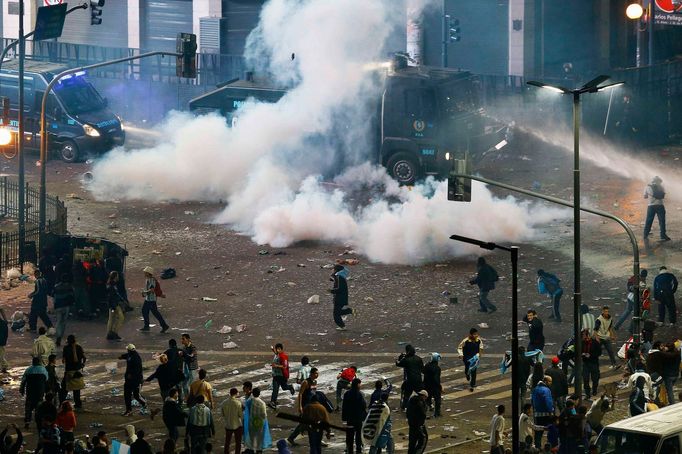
[176,33,197,79]
[447,158,471,202]
[90,0,105,25]
[448,16,461,42]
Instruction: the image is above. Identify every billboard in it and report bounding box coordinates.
[655,0,682,26]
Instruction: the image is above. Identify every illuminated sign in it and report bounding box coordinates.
[655,0,682,26]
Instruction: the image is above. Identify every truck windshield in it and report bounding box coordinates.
[54,77,105,115]
[597,429,659,454]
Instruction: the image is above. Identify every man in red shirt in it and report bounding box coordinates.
[335,365,357,411]
[268,343,295,410]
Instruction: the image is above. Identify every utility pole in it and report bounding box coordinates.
[18,0,25,272]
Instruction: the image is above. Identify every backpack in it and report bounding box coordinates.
[154,280,165,298]
[650,183,665,200]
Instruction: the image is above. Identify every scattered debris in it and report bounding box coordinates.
[308,295,320,304]
[286,282,296,287]
[217,325,232,334]
[222,341,238,349]
[201,297,218,302]
[258,250,269,255]
[204,320,213,329]
[235,324,247,333]
[477,322,489,329]
[184,211,195,215]
[336,258,359,266]
[363,296,374,302]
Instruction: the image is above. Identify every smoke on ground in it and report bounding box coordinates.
[89,0,567,265]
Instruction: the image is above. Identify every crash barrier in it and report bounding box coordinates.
[0,177,67,273]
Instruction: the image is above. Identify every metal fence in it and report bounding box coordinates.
[0,177,67,272]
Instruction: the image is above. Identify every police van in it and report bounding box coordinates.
[0,60,125,162]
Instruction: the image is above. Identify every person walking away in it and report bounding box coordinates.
[342,379,366,454]
[616,269,648,332]
[301,394,331,454]
[59,335,85,408]
[654,266,678,326]
[20,357,48,429]
[363,392,393,454]
[188,369,214,409]
[71,259,91,318]
[120,344,146,416]
[0,307,8,373]
[268,343,294,410]
[627,362,653,399]
[531,376,554,449]
[643,176,671,241]
[594,306,617,368]
[523,310,545,352]
[220,388,243,454]
[288,367,319,446]
[35,392,57,432]
[187,395,215,454]
[329,265,355,331]
[537,270,563,322]
[180,333,199,398]
[580,305,596,337]
[585,394,613,436]
[335,365,357,411]
[488,404,506,454]
[52,274,74,348]
[55,401,76,447]
[244,388,271,454]
[28,271,52,333]
[32,327,55,367]
[517,346,532,408]
[162,388,186,442]
[661,342,681,404]
[519,404,544,448]
[38,248,57,297]
[130,430,153,454]
[145,354,175,400]
[422,353,442,417]
[46,355,60,403]
[106,271,126,341]
[629,376,646,416]
[140,266,170,333]
[458,328,483,392]
[468,257,499,313]
[296,356,312,385]
[545,357,568,412]
[406,390,428,454]
[582,329,602,399]
[396,345,424,409]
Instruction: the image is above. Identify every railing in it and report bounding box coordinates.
[0,177,67,272]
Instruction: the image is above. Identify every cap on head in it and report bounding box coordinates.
[143,266,154,274]
[126,344,136,351]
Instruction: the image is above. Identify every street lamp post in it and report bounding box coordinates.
[17,0,25,272]
[449,234,519,454]
[526,76,624,400]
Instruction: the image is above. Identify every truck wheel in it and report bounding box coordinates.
[59,140,80,163]
[387,152,419,185]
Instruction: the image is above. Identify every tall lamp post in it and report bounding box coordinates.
[526,76,623,399]
[449,234,519,454]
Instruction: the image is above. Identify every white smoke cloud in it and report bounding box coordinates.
[89,0,568,265]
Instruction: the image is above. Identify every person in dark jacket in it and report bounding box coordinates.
[34,393,58,431]
[531,376,554,449]
[406,390,428,454]
[164,339,185,400]
[396,344,424,410]
[523,310,545,352]
[517,346,532,408]
[20,356,48,429]
[52,274,75,347]
[545,357,569,412]
[581,330,602,399]
[422,353,442,417]
[661,342,681,404]
[106,271,126,341]
[537,269,563,322]
[0,423,24,454]
[71,259,91,318]
[341,378,366,454]
[146,354,177,400]
[654,266,678,325]
[629,376,647,416]
[0,308,9,373]
[130,430,153,454]
[458,328,483,392]
[120,344,146,416]
[38,249,57,296]
[28,270,52,332]
[469,257,499,313]
[162,388,186,442]
[329,265,355,330]
[45,355,60,403]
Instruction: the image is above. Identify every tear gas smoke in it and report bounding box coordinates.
[89,0,568,265]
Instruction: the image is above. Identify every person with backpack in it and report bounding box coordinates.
[268,343,295,410]
[537,270,563,323]
[616,269,648,332]
[140,266,170,333]
[469,257,499,314]
[643,176,671,241]
[654,266,678,326]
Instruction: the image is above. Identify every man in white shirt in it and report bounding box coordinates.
[296,356,311,384]
[489,404,505,454]
[627,362,653,399]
